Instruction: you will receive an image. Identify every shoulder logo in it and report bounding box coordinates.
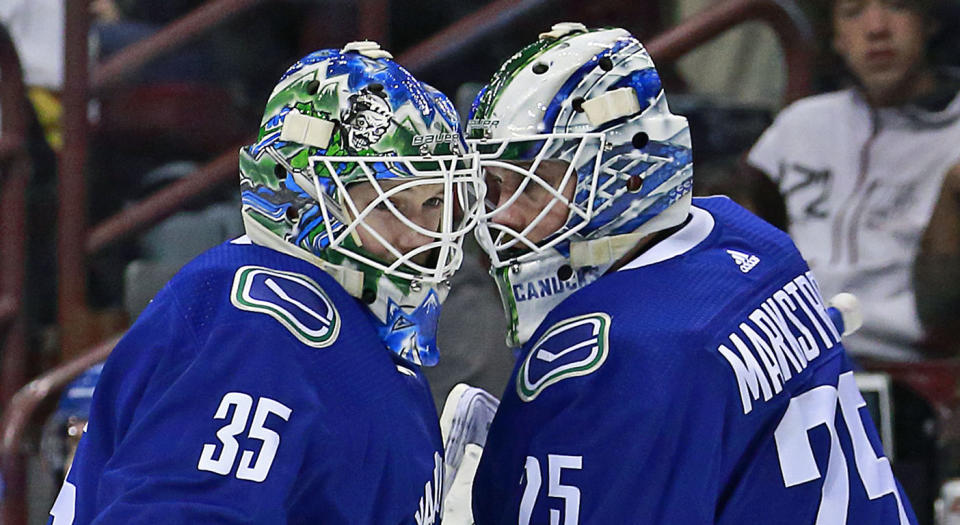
[231,266,340,348]
[727,249,760,273]
[516,313,611,402]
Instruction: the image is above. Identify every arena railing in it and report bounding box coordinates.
[0,19,33,525]
[643,0,813,102]
[0,22,29,408]
[1,0,818,522]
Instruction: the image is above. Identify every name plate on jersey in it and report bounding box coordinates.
[231,266,341,348]
[517,313,611,402]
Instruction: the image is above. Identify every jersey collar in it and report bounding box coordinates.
[617,204,715,271]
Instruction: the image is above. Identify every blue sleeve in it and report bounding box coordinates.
[60,291,332,523]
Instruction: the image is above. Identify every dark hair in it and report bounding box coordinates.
[929,1,960,67]
[817,0,938,17]
[805,0,954,91]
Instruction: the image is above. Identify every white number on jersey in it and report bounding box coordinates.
[49,479,77,524]
[519,454,583,525]
[198,392,292,482]
[774,371,910,524]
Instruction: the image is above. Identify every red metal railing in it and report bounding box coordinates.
[56,0,93,363]
[58,0,392,361]
[0,19,33,525]
[644,0,813,102]
[0,22,29,406]
[0,0,818,523]
[0,338,117,523]
[58,0,275,361]
[397,0,558,74]
[0,1,385,522]
[91,0,272,94]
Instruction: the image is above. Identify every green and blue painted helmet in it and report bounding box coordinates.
[468,24,693,347]
[239,42,483,365]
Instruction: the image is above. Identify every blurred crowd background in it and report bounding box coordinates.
[1,0,959,523]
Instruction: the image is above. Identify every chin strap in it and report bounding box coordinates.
[569,193,691,268]
[242,213,365,297]
[569,231,645,269]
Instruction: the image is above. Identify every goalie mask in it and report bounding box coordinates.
[468,24,693,347]
[240,42,483,366]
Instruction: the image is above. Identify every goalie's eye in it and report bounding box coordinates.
[485,171,504,185]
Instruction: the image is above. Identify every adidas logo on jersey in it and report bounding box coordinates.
[727,250,760,273]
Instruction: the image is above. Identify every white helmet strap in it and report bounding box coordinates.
[538,22,588,40]
[581,87,642,127]
[279,110,335,149]
[568,193,692,268]
[569,231,645,269]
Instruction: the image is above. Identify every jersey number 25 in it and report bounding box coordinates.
[775,371,910,524]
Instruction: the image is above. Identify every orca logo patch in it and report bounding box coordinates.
[516,313,611,402]
[231,266,340,348]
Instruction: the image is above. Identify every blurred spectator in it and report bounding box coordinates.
[0,0,65,149]
[747,0,960,363]
[41,364,104,482]
[88,0,219,86]
[35,363,103,521]
[0,0,65,342]
[92,0,204,25]
[915,163,960,353]
[83,1,277,313]
[746,4,958,520]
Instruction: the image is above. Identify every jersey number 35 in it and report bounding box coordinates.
[197,391,292,483]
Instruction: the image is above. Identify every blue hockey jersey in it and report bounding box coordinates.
[49,238,444,524]
[472,197,916,524]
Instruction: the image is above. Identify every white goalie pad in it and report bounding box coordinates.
[439,383,500,524]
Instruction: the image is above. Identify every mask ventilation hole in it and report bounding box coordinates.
[627,175,644,193]
[305,80,320,95]
[598,57,613,71]
[285,206,298,221]
[274,164,286,178]
[361,289,377,304]
[631,132,649,149]
[368,82,384,93]
[571,97,585,112]
[557,265,574,281]
[532,63,549,74]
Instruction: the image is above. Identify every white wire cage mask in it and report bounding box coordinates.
[469,132,607,268]
[305,153,484,285]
